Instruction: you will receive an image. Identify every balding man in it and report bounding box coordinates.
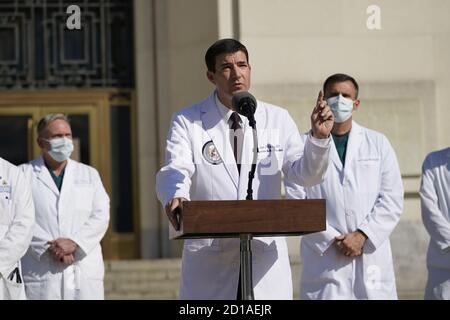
[20,113,110,300]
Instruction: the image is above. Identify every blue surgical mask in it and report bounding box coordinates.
[326,94,354,123]
[45,137,74,162]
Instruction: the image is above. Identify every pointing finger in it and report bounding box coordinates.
[316,90,324,105]
[314,90,323,112]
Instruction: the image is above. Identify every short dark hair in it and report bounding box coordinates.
[205,38,249,72]
[323,73,359,98]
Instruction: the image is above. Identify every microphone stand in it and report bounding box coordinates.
[240,112,258,300]
[246,114,257,200]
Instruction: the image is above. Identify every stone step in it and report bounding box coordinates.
[104,259,181,300]
[105,259,181,272]
[103,257,424,300]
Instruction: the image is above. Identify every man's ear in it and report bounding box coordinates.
[353,99,360,111]
[37,137,46,149]
[206,71,215,85]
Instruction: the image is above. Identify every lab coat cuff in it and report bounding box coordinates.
[70,237,88,256]
[304,226,341,256]
[31,244,50,261]
[442,245,450,254]
[166,193,191,207]
[315,238,337,256]
[358,226,378,251]
[307,131,331,148]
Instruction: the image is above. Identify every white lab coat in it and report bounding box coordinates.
[420,147,450,299]
[0,158,34,300]
[156,91,331,299]
[291,122,403,300]
[19,157,110,300]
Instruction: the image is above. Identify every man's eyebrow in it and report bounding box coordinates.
[218,62,232,68]
[218,60,247,67]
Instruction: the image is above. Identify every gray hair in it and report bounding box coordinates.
[37,113,70,137]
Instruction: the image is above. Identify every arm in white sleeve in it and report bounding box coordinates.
[282,111,331,188]
[70,169,110,256]
[420,156,450,252]
[156,113,195,206]
[302,222,341,255]
[18,164,50,261]
[0,170,35,276]
[357,137,403,251]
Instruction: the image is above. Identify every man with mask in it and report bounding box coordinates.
[19,113,110,300]
[288,74,404,299]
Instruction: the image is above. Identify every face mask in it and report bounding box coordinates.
[326,94,354,123]
[45,137,74,162]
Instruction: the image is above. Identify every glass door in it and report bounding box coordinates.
[0,107,40,165]
[0,90,139,259]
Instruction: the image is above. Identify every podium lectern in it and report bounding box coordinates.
[170,199,326,300]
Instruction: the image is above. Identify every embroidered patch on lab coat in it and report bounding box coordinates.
[202,141,222,165]
[0,179,11,199]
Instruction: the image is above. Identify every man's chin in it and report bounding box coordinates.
[232,88,248,94]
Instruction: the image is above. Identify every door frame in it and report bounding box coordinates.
[0,89,140,259]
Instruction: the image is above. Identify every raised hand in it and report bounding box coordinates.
[311,90,334,139]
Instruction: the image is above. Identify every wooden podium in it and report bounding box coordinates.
[170,199,326,300]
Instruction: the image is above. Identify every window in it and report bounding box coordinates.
[0,0,134,89]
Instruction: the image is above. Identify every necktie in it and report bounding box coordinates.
[229,112,243,174]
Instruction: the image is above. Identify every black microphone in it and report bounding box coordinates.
[231,91,257,120]
[232,91,258,200]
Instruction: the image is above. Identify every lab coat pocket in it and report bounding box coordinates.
[257,150,282,177]
[356,158,381,192]
[356,158,380,169]
[80,246,105,280]
[0,266,26,300]
[74,184,95,215]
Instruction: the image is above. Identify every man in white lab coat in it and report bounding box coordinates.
[156,38,334,299]
[20,113,110,300]
[420,147,450,299]
[293,73,404,299]
[0,158,34,300]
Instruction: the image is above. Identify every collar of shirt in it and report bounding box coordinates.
[214,91,246,128]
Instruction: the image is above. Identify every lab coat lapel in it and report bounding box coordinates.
[34,157,59,196]
[330,139,344,173]
[200,94,239,189]
[238,101,266,199]
[343,121,363,177]
[58,159,74,212]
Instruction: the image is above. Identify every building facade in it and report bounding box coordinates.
[1,0,449,295]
